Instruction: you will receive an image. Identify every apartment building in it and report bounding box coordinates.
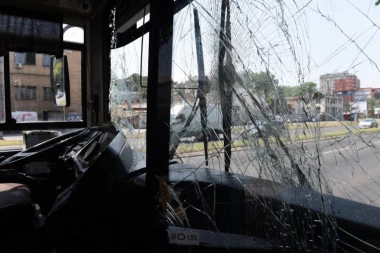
[320,72,360,95]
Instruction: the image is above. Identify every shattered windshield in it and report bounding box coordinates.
[110,0,380,251]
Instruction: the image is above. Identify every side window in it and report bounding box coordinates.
[0,84,4,122]
[9,51,83,123]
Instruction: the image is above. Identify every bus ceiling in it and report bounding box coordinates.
[0,0,161,27]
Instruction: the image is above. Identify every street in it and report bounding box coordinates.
[1,124,379,208]
[173,130,380,207]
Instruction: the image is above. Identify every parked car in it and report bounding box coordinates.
[358,118,378,129]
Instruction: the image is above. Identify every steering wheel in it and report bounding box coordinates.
[0,127,98,170]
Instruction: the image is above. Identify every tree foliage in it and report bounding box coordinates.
[240,70,282,114]
[367,98,380,116]
[298,82,324,103]
[241,70,278,97]
[299,82,316,96]
[280,86,299,97]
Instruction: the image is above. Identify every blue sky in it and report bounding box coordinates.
[111,0,380,90]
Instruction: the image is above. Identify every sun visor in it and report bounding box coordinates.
[0,8,63,58]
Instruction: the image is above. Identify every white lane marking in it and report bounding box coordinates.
[322,139,380,155]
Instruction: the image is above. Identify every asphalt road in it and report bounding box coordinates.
[175,131,380,207]
[1,125,379,207]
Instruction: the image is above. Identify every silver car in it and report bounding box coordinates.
[240,118,284,138]
[358,118,378,129]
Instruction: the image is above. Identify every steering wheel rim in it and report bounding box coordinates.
[0,127,96,170]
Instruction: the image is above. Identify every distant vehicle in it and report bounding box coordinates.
[240,116,284,139]
[343,114,354,121]
[240,120,265,139]
[170,104,224,141]
[358,118,378,129]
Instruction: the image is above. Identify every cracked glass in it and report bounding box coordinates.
[110,1,380,251]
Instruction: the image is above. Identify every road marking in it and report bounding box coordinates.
[322,139,380,155]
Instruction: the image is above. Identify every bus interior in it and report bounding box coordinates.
[0,0,379,252]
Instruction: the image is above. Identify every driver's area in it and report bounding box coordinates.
[0,122,121,252]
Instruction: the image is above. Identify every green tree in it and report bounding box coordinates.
[254,71,277,96]
[298,82,324,103]
[241,70,278,97]
[253,71,280,114]
[299,82,316,97]
[279,85,299,97]
[367,98,380,117]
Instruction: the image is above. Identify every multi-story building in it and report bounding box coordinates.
[349,88,379,117]
[316,95,344,120]
[372,88,380,99]
[320,72,360,95]
[334,87,380,118]
[334,76,360,92]
[353,88,372,103]
[286,95,344,121]
[334,74,360,112]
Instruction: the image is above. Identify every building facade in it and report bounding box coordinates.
[316,95,344,120]
[320,72,360,95]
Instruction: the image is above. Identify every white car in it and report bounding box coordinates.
[358,118,378,129]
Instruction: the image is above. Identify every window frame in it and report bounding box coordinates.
[0,37,86,131]
[42,54,51,67]
[14,52,36,65]
[15,85,37,100]
[43,86,54,101]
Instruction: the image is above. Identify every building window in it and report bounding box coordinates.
[25,53,36,65]
[42,54,51,67]
[43,87,54,101]
[14,52,36,65]
[15,86,37,100]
